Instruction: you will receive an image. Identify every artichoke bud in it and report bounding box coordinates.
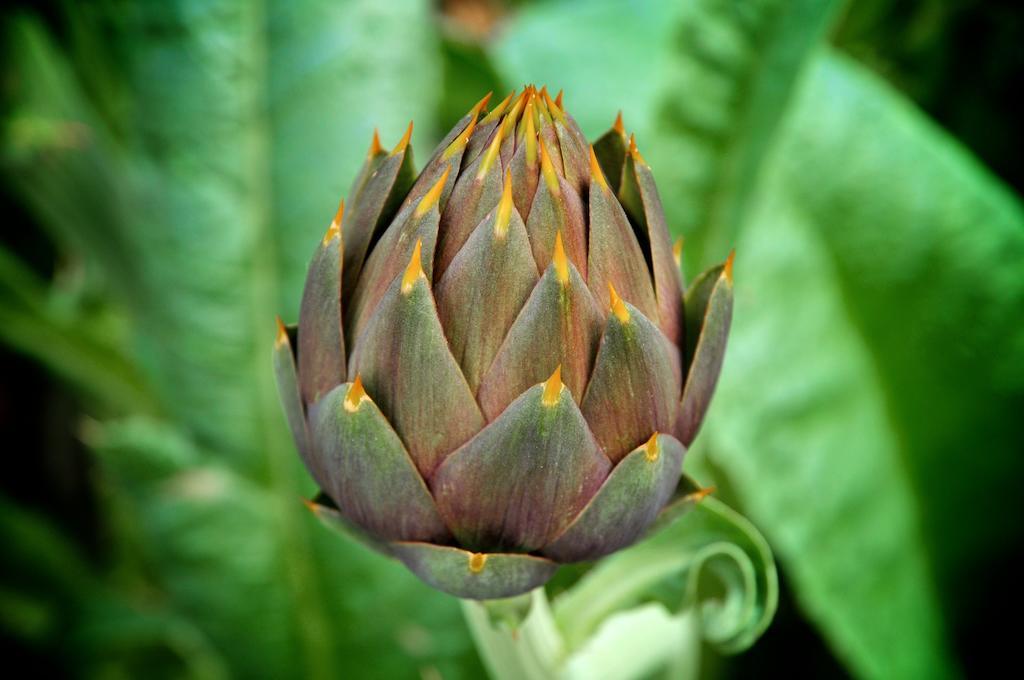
[273,87,735,599]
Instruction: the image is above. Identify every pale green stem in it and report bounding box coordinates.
[463,590,703,680]
[462,590,564,680]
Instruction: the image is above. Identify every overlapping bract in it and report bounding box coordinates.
[273,88,734,599]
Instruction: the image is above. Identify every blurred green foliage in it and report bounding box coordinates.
[1,0,1021,678]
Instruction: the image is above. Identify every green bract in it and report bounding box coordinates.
[273,88,734,599]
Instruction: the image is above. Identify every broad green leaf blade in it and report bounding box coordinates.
[702,50,1024,679]
[0,244,154,413]
[651,0,842,266]
[490,0,843,268]
[3,6,481,679]
[2,12,282,465]
[492,0,679,137]
[0,20,141,295]
[86,416,483,679]
[0,495,230,678]
[268,0,443,315]
[115,2,288,467]
[553,496,777,655]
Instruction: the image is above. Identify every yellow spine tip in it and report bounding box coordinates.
[518,95,535,139]
[324,199,344,245]
[608,282,630,323]
[368,128,383,157]
[542,365,563,406]
[524,103,538,166]
[555,89,564,109]
[468,553,487,573]
[628,133,648,166]
[274,316,288,347]
[302,498,320,515]
[495,170,514,238]
[613,111,625,136]
[444,115,478,160]
[391,121,413,155]
[642,432,661,462]
[481,91,514,124]
[672,238,684,268]
[401,240,424,294]
[724,250,735,283]
[539,137,560,194]
[685,486,716,504]
[473,91,493,115]
[589,146,608,191]
[552,231,569,284]
[477,127,504,179]
[415,166,450,218]
[344,375,368,412]
[541,87,564,122]
[500,91,528,139]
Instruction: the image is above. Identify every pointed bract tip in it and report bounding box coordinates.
[589,146,608,191]
[521,92,535,121]
[552,231,569,284]
[344,374,368,412]
[642,432,661,462]
[542,365,563,406]
[481,91,515,124]
[468,552,487,573]
[724,250,735,283]
[541,87,565,121]
[672,237,684,268]
[538,136,560,194]
[477,126,504,179]
[391,121,413,155]
[368,128,383,157]
[502,90,528,137]
[495,170,514,238]
[444,115,478,160]
[608,282,630,323]
[401,240,424,294]
[415,166,450,217]
[524,103,538,165]
[628,133,648,166]
[534,90,550,121]
[473,91,493,115]
[274,316,288,347]
[324,199,344,244]
[613,111,625,136]
[555,89,564,109]
[684,486,716,504]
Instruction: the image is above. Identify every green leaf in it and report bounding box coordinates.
[2,12,278,466]
[490,0,843,267]
[700,51,1024,678]
[3,0,444,463]
[268,0,442,314]
[438,30,506,137]
[86,416,484,679]
[3,5,478,678]
[0,495,230,678]
[0,244,155,413]
[492,0,679,137]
